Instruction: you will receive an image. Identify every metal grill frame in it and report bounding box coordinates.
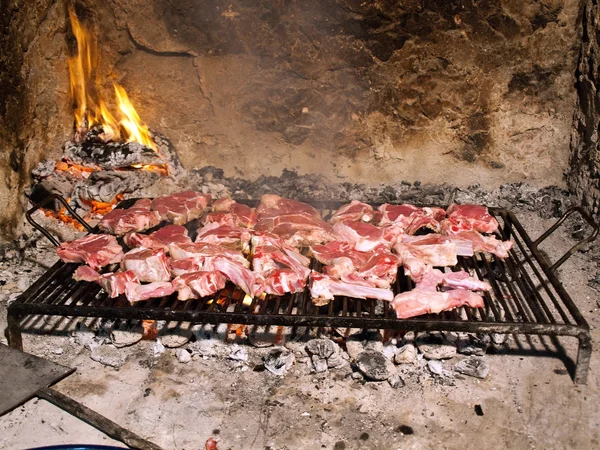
[7,196,598,384]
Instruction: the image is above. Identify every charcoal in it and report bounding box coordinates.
[74,170,160,203]
[454,356,489,379]
[65,140,161,170]
[228,344,248,362]
[311,354,328,373]
[306,338,337,359]
[90,345,126,368]
[355,350,394,381]
[31,159,56,179]
[416,332,457,360]
[394,344,417,364]
[29,175,74,210]
[457,333,488,356]
[345,340,364,360]
[263,347,295,375]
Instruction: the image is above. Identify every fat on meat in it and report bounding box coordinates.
[125,281,175,303]
[124,225,191,251]
[169,258,204,277]
[378,204,446,234]
[329,200,377,224]
[442,204,499,234]
[172,271,227,300]
[204,198,257,228]
[121,248,171,282]
[391,268,489,318]
[151,191,211,225]
[256,194,320,218]
[309,272,394,306]
[168,242,250,268]
[254,212,335,247]
[72,265,138,298]
[203,256,263,297]
[98,199,161,235]
[394,235,458,269]
[332,220,396,252]
[195,222,252,253]
[443,230,512,258]
[57,234,124,270]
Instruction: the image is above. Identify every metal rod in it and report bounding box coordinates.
[36,387,162,450]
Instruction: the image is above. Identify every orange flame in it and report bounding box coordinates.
[67,6,156,150]
[80,193,124,216]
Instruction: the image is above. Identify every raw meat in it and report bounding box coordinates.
[121,248,171,282]
[151,191,211,225]
[254,195,334,247]
[443,204,499,234]
[124,225,191,251]
[378,204,446,234]
[168,242,250,268]
[203,256,263,297]
[392,289,485,319]
[195,222,253,253]
[125,281,175,303]
[329,201,377,224]
[98,199,161,235]
[172,271,227,300]
[444,230,512,258]
[309,272,394,306]
[169,258,204,277]
[336,252,401,289]
[73,266,139,298]
[204,198,257,228]
[332,220,396,252]
[73,265,102,282]
[395,235,459,268]
[57,234,124,270]
[252,239,311,295]
[391,268,489,318]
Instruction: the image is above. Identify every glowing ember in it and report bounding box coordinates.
[142,320,159,340]
[126,163,169,176]
[242,294,253,306]
[55,160,95,178]
[80,193,124,216]
[43,203,85,231]
[68,6,156,150]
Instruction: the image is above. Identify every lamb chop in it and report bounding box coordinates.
[309,272,394,306]
[252,238,311,296]
[442,230,512,258]
[124,281,175,303]
[150,191,211,225]
[124,225,192,251]
[391,268,489,318]
[442,203,499,234]
[329,200,378,224]
[332,220,396,252]
[378,204,446,234]
[203,197,257,228]
[73,266,138,298]
[57,234,124,270]
[172,271,227,300]
[168,242,250,268]
[203,256,264,297]
[98,199,161,235]
[195,222,253,253]
[394,234,459,269]
[121,248,171,282]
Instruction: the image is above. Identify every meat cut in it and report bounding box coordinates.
[121,248,171,283]
[378,204,446,234]
[151,191,211,225]
[195,222,253,253]
[332,220,396,252]
[98,199,161,235]
[309,272,394,306]
[57,234,124,270]
[203,197,256,228]
[329,200,377,224]
[124,225,192,251]
[124,281,175,303]
[73,266,138,298]
[168,242,250,268]
[172,271,227,300]
[442,204,499,234]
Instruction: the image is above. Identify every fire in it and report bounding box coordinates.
[67,6,156,150]
[80,193,124,216]
[42,199,85,231]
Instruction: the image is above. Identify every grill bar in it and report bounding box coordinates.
[8,201,597,384]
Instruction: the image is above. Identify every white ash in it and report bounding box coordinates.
[263,347,295,376]
[454,356,490,379]
[90,344,127,368]
[416,332,458,360]
[152,339,166,357]
[176,348,192,364]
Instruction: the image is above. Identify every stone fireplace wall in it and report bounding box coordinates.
[568,0,600,217]
[0,0,585,239]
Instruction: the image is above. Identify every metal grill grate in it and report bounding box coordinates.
[7,197,598,383]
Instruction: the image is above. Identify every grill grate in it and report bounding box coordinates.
[8,197,598,384]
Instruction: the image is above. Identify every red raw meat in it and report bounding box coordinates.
[252,238,311,295]
[257,194,320,218]
[99,199,162,235]
[444,230,512,258]
[391,268,489,318]
[195,222,252,253]
[309,272,394,306]
[73,266,139,298]
[204,198,256,228]
[172,271,227,300]
[121,248,171,282]
[57,234,124,270]
[310,241,361,265]
[125,281,175,303]
[330,200,377,224]
[169,258,204,277]
[203,256,263,297]
[332,220,396,252]
[124,225,191,251]
[338,252,401,289]
[151,191,211,225]
[168,242,250,268]
[378,204,446,234]
[394,235,458,268]
[443,204,499,234]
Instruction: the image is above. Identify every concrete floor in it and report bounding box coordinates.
[0,210,599,450]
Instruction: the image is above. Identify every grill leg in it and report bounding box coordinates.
[7,312,23,351]
[574,334,592,385]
